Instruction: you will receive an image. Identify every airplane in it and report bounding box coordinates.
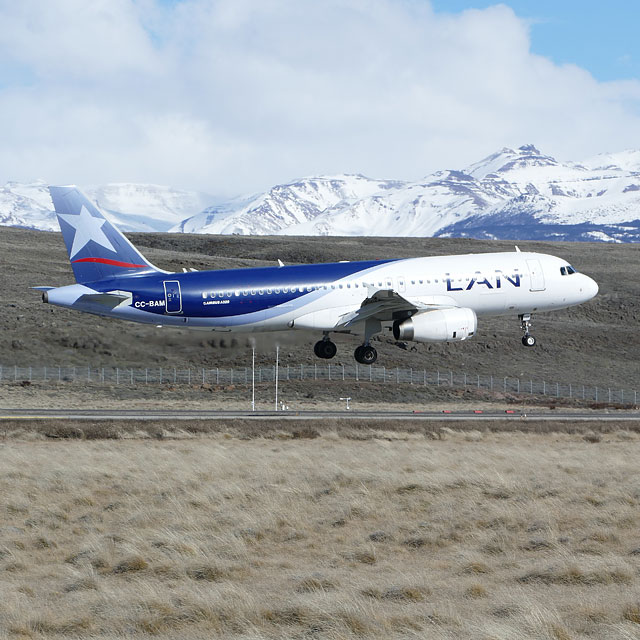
[36,186,599,364]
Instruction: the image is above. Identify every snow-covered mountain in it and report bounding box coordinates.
[174,145,640,242]
[3,145,640,241]
[0,181,215,232]
[173,174,406,235]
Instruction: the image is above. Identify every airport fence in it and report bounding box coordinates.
[0,363,637,405]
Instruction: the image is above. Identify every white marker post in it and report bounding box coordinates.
[340,397,351,410]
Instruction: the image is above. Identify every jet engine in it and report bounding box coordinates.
[392,308,477,342]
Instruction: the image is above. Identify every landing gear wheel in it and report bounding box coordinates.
[314,339,337,359]
[519,313,536,348]
[354,345,377,365]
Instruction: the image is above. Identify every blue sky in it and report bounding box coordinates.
[432,1,640,82]
[0,1,639,194]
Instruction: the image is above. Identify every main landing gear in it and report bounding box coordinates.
[519,313,536,347]
[354,344,377,365]
[314,337,337,359]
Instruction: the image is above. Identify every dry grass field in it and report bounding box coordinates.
[2,425,640,639]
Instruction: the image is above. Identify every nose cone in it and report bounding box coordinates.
[581,275,599,301]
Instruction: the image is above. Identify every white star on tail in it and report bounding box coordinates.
[58,205,116,259]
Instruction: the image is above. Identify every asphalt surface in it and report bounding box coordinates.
[1,409,639,421]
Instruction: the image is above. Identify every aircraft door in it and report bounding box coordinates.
[526,259,546,291]
[163,280,182,313]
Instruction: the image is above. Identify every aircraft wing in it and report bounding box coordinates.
[338,289,458,328]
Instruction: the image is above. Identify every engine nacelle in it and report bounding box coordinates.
[393,308,477,342]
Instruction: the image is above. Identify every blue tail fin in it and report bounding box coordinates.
[49,186,161,284]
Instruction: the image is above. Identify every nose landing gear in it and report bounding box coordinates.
[520,313,536,347]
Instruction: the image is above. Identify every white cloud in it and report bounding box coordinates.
[0,0,639,195]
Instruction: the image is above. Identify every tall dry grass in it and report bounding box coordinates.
[1,428,640,638]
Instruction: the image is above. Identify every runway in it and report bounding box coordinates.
[1,409,639,421]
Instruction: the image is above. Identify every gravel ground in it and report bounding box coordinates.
[1,228,638,393]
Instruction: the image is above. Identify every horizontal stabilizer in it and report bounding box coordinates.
[76,291,132,309]
[31,286,55,292]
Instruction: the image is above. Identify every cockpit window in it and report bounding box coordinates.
[567,265,577,274]
[560,265,578,276]
[560,266,566,276]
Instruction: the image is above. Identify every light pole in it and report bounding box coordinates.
[275,344,279,411]
[251,342,255,412]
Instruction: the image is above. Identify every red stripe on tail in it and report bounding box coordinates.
[72,257,147,268]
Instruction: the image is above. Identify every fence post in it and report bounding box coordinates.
[595,387,598,402]
[287,364,290,381]
[410,368,413,385]
[383,367,386,383]
[543,380,546,395]
[437,370,440,386]
[423,370,426,387]
[608,388,611,403]
[450,371,453,386]
[556,383,559,398]
[356,363,359,381]
[397,367,399,384]
[116,368,119,384]
[342,364,345,381]
[490,376,493,391]
[146,368,149,384]
[530,380,533,394]
[569,384,572,398]
[29,367,32,382]
[329,365,331,380]
[477,374,480,389]
[369,365,372,382]
[300,364,303,380]
[216,368,219,384]
[504,377,506,392]
[314,364,317,380]
[188,369,191,385]
[101,367,104,383]
[130,369,133,385]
